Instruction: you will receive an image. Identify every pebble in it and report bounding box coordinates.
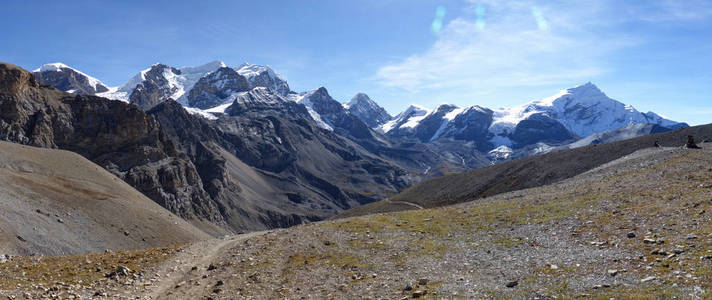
[418,278,428,285]
[651,249,666,255]
[640,276,656,283]
[686,234,698,240]
[412,290,426,298]
[506,281,518,288]
[607,269,618,277]
[627,232,636,238]
[403,283,413,291]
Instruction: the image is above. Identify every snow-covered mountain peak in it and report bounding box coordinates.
[379,82,684,151]
[488,82,685,140]
[290,87,336,130]
[344,93,372,109]
[380,104,431,133]
[34,62,71,73]
[101,61,225,104]
[236,63,281,79]
[403,104,430,114]
[433,103,460,113]
[344,93,393,128]
[534,82,607,107]
[33,62,109,94]
[180,60,226,75]
[235,63,290,96]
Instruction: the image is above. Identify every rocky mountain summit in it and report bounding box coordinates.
[186,67,250,109]
[379,82,687,158]
[0,62,414,235]
[33,63,109,95]
[236,63,290,96]
[25,60,694,186]
[31,61,687,168]
[344,93,392,128]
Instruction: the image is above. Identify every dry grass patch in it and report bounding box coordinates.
[0,246,178,290]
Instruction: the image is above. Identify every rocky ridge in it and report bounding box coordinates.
[1,62,413,235]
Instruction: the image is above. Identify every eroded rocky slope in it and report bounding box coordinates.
[0,62,413,235]
[0,141,208,256]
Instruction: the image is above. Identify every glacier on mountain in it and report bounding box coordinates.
[380,82,685,149]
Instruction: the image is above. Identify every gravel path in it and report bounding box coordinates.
[146,230,270,299]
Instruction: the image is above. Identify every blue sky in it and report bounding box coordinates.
[2,0,711,125]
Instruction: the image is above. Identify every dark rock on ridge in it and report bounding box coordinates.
[1,63,415,234]
[1,63,226,234]
[510,113,577,147]
[129,64,182,110]
[33,65,109,94]
[345,93,392,128]
[186,67,250,109]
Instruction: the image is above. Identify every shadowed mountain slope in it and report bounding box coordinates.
[0,62,414,235]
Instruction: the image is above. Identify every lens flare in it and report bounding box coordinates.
[431,6,446,34]
[531,6,549,30]
[475,4,486,31]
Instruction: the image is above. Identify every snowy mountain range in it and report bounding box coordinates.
[379,82,687,152]
[32,61,688,166]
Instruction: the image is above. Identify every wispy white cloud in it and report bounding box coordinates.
[374,0,709,99]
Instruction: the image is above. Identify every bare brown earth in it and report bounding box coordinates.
[339,123,712,218]
[0,141,209,257]
[2,143,711,298]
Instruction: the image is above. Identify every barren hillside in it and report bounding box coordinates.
[0,141,209,256]
[339,124,712,218]
[2,144,711,298]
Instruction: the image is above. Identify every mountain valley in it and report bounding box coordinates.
[0,59,708,298]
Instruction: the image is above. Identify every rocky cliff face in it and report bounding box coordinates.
[186,67,250,109]
[236,63,290,96]
[32,63,109,95]
[129,64,184,110]
[1,62,418,234]
[297,87,376,142]
[510,113,576,147]
[441,106,494,151]
[344,93,392,128]
[1,63,227,234]
[148,89,415,230]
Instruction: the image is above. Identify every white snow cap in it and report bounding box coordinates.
[290,88,334,131]
[236,62,283,80]
[100,61,227,103]
[382,82,683,148]
[34,62,106,90]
